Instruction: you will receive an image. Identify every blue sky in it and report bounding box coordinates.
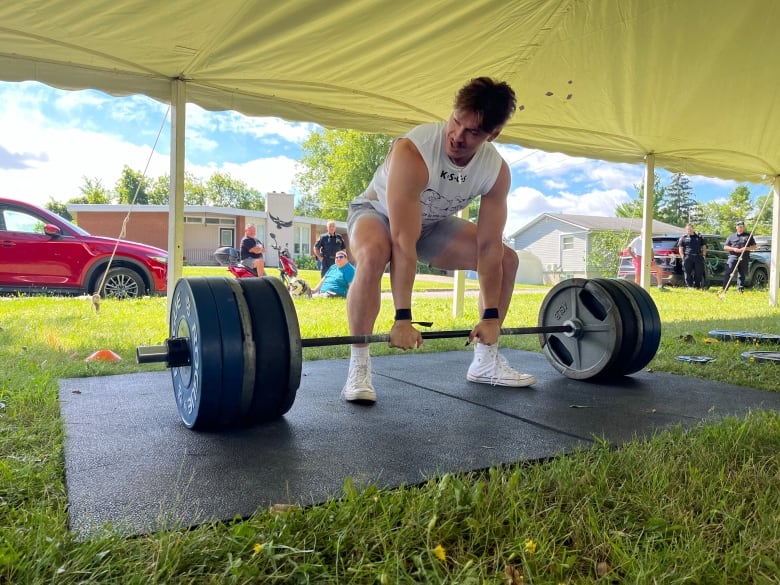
[0,80,761,236]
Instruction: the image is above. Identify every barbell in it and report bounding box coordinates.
[136,276,661,430]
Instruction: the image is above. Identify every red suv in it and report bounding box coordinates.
[0,197,167,298]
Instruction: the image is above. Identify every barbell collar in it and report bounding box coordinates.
[136,337,190,367]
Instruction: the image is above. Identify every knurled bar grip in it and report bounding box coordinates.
[301,325,574,348]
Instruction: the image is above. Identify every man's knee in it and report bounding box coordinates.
[502,246,519,277]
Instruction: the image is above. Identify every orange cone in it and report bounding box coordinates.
[85,349,122,362]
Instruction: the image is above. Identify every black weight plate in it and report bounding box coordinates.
[169,278,224,429]
[538,278,623,380]
[238,277,301,422]
[710,330,780,344]
[741,351,780,363]
[590,278,641,378]
[204,277,251,426]
[709,330,757,342]
[263,276,303,401]
[609,278,662,374]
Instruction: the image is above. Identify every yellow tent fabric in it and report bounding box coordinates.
[2,0,779,184]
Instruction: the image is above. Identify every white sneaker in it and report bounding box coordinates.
[341,358,377,403]
[467,345,536,387]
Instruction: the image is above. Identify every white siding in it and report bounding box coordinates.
[513,217,591,282]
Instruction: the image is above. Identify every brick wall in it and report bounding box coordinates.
[75,211,168,249]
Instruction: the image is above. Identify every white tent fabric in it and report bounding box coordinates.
[2,0,778,299]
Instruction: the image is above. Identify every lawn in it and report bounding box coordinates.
[1,276,780,583]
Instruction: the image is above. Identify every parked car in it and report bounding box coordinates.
[617,234,768,289]
[0,197,167,298]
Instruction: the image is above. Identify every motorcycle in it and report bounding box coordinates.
[213,232,311,297]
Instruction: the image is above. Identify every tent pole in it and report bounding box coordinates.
[451,207,469,317]
[166,79,186,309]
[641,154,656,289]
[769,176,779,307]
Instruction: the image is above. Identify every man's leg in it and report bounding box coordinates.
[424,220,534,387]
[632,256,641,285]
[694,256,704,288]
[738,260,748,291]
[253,258,265,277]
[683,256,693,287]
[343,209,392,403]
[724,258,736,289]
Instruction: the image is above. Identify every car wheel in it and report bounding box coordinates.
[750,267,768,289]
[101,267,145,299]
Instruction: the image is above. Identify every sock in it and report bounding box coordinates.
[351,346,370,360]
[474,341,497,354]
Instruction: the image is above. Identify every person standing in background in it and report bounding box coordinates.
[723,220,756,293]
[314,220,346,277]
[625,234,664,290]
[676,223,707,288]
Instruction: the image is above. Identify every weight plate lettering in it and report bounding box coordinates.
[169,278,225,429]
[538,278,623,380]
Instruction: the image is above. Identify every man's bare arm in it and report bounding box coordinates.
[385,138,428,349]
[386,138,427,312]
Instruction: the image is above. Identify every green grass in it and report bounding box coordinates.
[2,278,780,583]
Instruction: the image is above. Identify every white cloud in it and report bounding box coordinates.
[189,157,301,194]
[504,185,631,236]
[188,105,317,143]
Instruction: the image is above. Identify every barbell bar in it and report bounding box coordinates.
[137,322,611,363]
[136,276,661,430]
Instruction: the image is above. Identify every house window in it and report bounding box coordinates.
[293,226,310,256]
[562,236,574,250]
[184,216,203,224]
[219,228,234,247]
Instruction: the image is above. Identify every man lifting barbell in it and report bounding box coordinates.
[344,77,533,403]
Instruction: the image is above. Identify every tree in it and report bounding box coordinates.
[45,198,72,220]
[662,173,697,226]
[615,175,667,220]
[115,166,150,205]
[205,172,264,210]
[294,129,392,220]
[587,229,635,277]
[78,176,112,204]
[295,192,323,217]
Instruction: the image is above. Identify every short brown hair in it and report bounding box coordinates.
[454,77,517,133]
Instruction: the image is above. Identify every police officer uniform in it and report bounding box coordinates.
[676,230,706,288]
[315,231,346,276]
[723,221,756,292]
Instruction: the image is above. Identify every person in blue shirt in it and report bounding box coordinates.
[311,251,355,297]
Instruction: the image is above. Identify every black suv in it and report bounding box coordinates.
[618,234,768,289]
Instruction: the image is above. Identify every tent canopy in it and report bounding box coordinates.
[2,0,779,185]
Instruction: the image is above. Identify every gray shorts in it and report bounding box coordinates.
[347,200,469,265]
[240,256,262,271]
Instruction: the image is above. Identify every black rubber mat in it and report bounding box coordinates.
[59,349,780,538]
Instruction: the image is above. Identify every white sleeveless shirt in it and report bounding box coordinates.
[355,122,504,227]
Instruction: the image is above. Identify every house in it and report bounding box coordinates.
[508,213,682,284]
[68,192,347,266]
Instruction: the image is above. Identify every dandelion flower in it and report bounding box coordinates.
[252,543,263,555]
[433,544,446,561]
[524,539,537,555]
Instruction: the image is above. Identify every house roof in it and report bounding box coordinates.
[66,204,346,227]
[508,213,682,239]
